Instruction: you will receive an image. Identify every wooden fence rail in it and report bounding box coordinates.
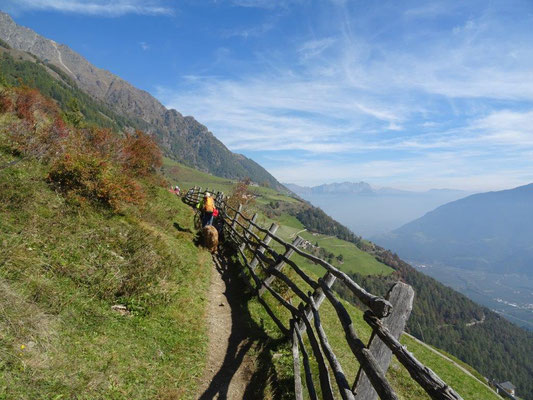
[183,187,464,400]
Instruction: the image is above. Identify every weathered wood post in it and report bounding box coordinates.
[237,213,259,282]
[292,321,304,400]
[196,187,202,203]
[227,204,242,243]
[353,282,414,399]
[239,213,258,253]
[297,271,336,333]
[215,191,224,208]
[250,223,278,273]
[258,236,304,296]
[294,322,318,400]
[231,204,242,229]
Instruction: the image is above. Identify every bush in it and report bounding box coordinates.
[121,130,162,176]
[48,151,143,211]
[1,86,162,212]
[14,87,57,124]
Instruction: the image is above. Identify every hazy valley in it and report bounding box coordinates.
[286,182,470,237]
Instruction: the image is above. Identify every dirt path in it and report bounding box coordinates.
[196,254,256,400]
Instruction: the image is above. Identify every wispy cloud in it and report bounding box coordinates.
[158,0,533,190]
[222,21,275,39]
[298,38,336,60]
[6,0,174,16]
[471,110,533,147]
[227,0,302,10]
[139,41,149,50]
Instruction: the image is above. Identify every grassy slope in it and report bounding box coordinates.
[0,151,212,399]
[171,168,500,399]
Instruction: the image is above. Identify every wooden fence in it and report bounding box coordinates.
[184,187,464,400]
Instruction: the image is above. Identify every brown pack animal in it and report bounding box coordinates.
[202,225,219,253]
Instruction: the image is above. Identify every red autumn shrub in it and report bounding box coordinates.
[14,87,57,124]
[87,127,120,158]
[34,116,71,161]
[121,130,162,176]
[48,151,144,211]
[0,86,162,212]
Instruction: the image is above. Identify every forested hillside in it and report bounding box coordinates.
[0,48,143,131]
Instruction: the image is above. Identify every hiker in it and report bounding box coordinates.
[197,192,215,227]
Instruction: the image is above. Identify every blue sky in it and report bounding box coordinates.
[3,0,533,190]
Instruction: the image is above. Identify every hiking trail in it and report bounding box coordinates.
[196,254,256,400]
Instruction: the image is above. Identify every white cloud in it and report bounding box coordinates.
[222,22,275,39]
[8,0,174,16]
[139,41,149,50]
[227,0,302,9]
[157,0,533,189]
[298,38,336,60]
[471,110,533,147]
[158,74,408,154]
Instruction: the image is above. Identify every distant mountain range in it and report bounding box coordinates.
[0,12,284,191]
[286,181,470,237]
[375,183,533,275]
[286,181,375,195]
[374,183,533,330]
[286,181,468,196]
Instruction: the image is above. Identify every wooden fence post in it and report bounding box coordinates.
[231,204,242,229]
[215,191,224,207]
[239,213,258,253]
[196,187,202,203]
[227,204,242,242]
[237,213,259,282]
[250,223,278,272]
[297,271,336,333]
[258,236,303,296]
[292,321,304,400]
[353,282,414,399]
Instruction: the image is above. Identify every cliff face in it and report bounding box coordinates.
[0,12,284,189]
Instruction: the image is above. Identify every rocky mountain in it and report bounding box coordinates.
[375,183,533,275]
[0,11,284,190]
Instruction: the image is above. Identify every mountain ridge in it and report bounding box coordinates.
[375,182,533,275]
[0,11,285,190]
[285,181,469,196]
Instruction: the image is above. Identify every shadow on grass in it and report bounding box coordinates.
[198,245,292,400]
[172,221,192,233]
